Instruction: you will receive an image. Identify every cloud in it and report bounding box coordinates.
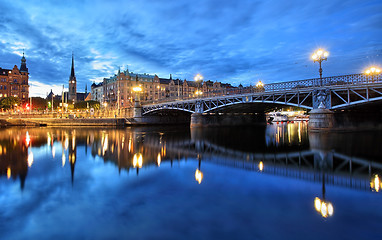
[0,0,381,96]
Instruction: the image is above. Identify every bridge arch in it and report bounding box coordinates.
[204,100,312,113]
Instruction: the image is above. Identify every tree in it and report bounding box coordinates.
[0,96,20,110]
[31,97,48,110]
[74,100,100,110]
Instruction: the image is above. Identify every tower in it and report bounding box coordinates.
[20,51,28,73]
[68,53,77,103]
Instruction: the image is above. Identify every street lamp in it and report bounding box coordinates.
[194,74,203,98]
[312,49,329,86]
[256,80,264,92]
[365,66,381,83]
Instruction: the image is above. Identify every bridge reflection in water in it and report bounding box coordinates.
[1,125,381,219]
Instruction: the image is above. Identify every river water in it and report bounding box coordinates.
[1,123,381,240]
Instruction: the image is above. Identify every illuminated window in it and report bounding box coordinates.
[0,94,2,97]
[4,94,7,97]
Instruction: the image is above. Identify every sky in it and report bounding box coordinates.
[0,0,381,97]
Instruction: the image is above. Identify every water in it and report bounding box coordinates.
[1,123,381,240]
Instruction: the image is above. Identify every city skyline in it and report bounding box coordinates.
[0,0,381,97]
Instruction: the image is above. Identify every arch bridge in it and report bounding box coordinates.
[141,73,382,115]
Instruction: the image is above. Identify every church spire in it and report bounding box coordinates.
[70,53,75,79]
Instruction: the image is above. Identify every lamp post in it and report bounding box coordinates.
[256,80,264,92]
[365,66,381,83]
[52,93,54,114]
[194,74,203,98]
[312,49,329,86]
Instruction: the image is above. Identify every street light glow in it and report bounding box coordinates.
[365,66,381,75]
[133,86,143,92]
[256,81,264,88]
[194,74,203,82]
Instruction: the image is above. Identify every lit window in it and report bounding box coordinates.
[0,94,2,97]
[4,94,7,97]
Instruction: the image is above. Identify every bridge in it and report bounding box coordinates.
[142,73,382,114]
[134,73,382,128]
[141,131,382,191]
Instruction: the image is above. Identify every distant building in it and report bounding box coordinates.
[91,82,103,102]
[0,53,29,104]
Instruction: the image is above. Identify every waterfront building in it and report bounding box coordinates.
[0,53,29,104]
[98,67,238,109]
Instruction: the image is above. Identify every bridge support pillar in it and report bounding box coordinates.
[190,113,203,128]
[308,109,335,131]
[133,100,143,122]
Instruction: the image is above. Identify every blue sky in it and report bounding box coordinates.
[0,0,381,97]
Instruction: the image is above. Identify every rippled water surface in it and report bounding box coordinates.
[1,123,382,240]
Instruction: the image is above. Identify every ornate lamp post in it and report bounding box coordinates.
[365,66,381,83]
[256,80,264,92]
[312,49,329,86]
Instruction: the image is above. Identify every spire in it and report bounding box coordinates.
[70,53,75,79]
[20,49,28,72]
[85,84,87,94]
[170,74,172,80]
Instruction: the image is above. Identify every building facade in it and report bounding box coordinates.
[0,53,29,104]
[91,82,103,102]
[92,67,240,110]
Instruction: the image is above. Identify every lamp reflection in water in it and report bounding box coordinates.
[195,154,204,184]
[370,174,381,192]
[133,153,143,168]
[258,161,264,172]
[157,153,161,166]
[7,167,11,179]
[62,152,66,167]
[314,173,334,218]
[25,131,31,146]
[27,151,34,168]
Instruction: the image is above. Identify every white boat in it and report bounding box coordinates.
[267,112,288,122]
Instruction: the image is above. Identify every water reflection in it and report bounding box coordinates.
[1,125,381,190]
[1,123,381,224]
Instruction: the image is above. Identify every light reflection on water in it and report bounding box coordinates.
[0,124,382,240]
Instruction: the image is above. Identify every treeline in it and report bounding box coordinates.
[0,96,100,111]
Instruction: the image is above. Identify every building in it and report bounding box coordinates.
[97,67,238,110]
[0,53,29,104]
[68,54,77,103]
[91,82,103,103]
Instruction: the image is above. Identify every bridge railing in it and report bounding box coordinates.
[264,73,382,91]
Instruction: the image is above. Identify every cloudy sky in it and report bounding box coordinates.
[0,0,381,97]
